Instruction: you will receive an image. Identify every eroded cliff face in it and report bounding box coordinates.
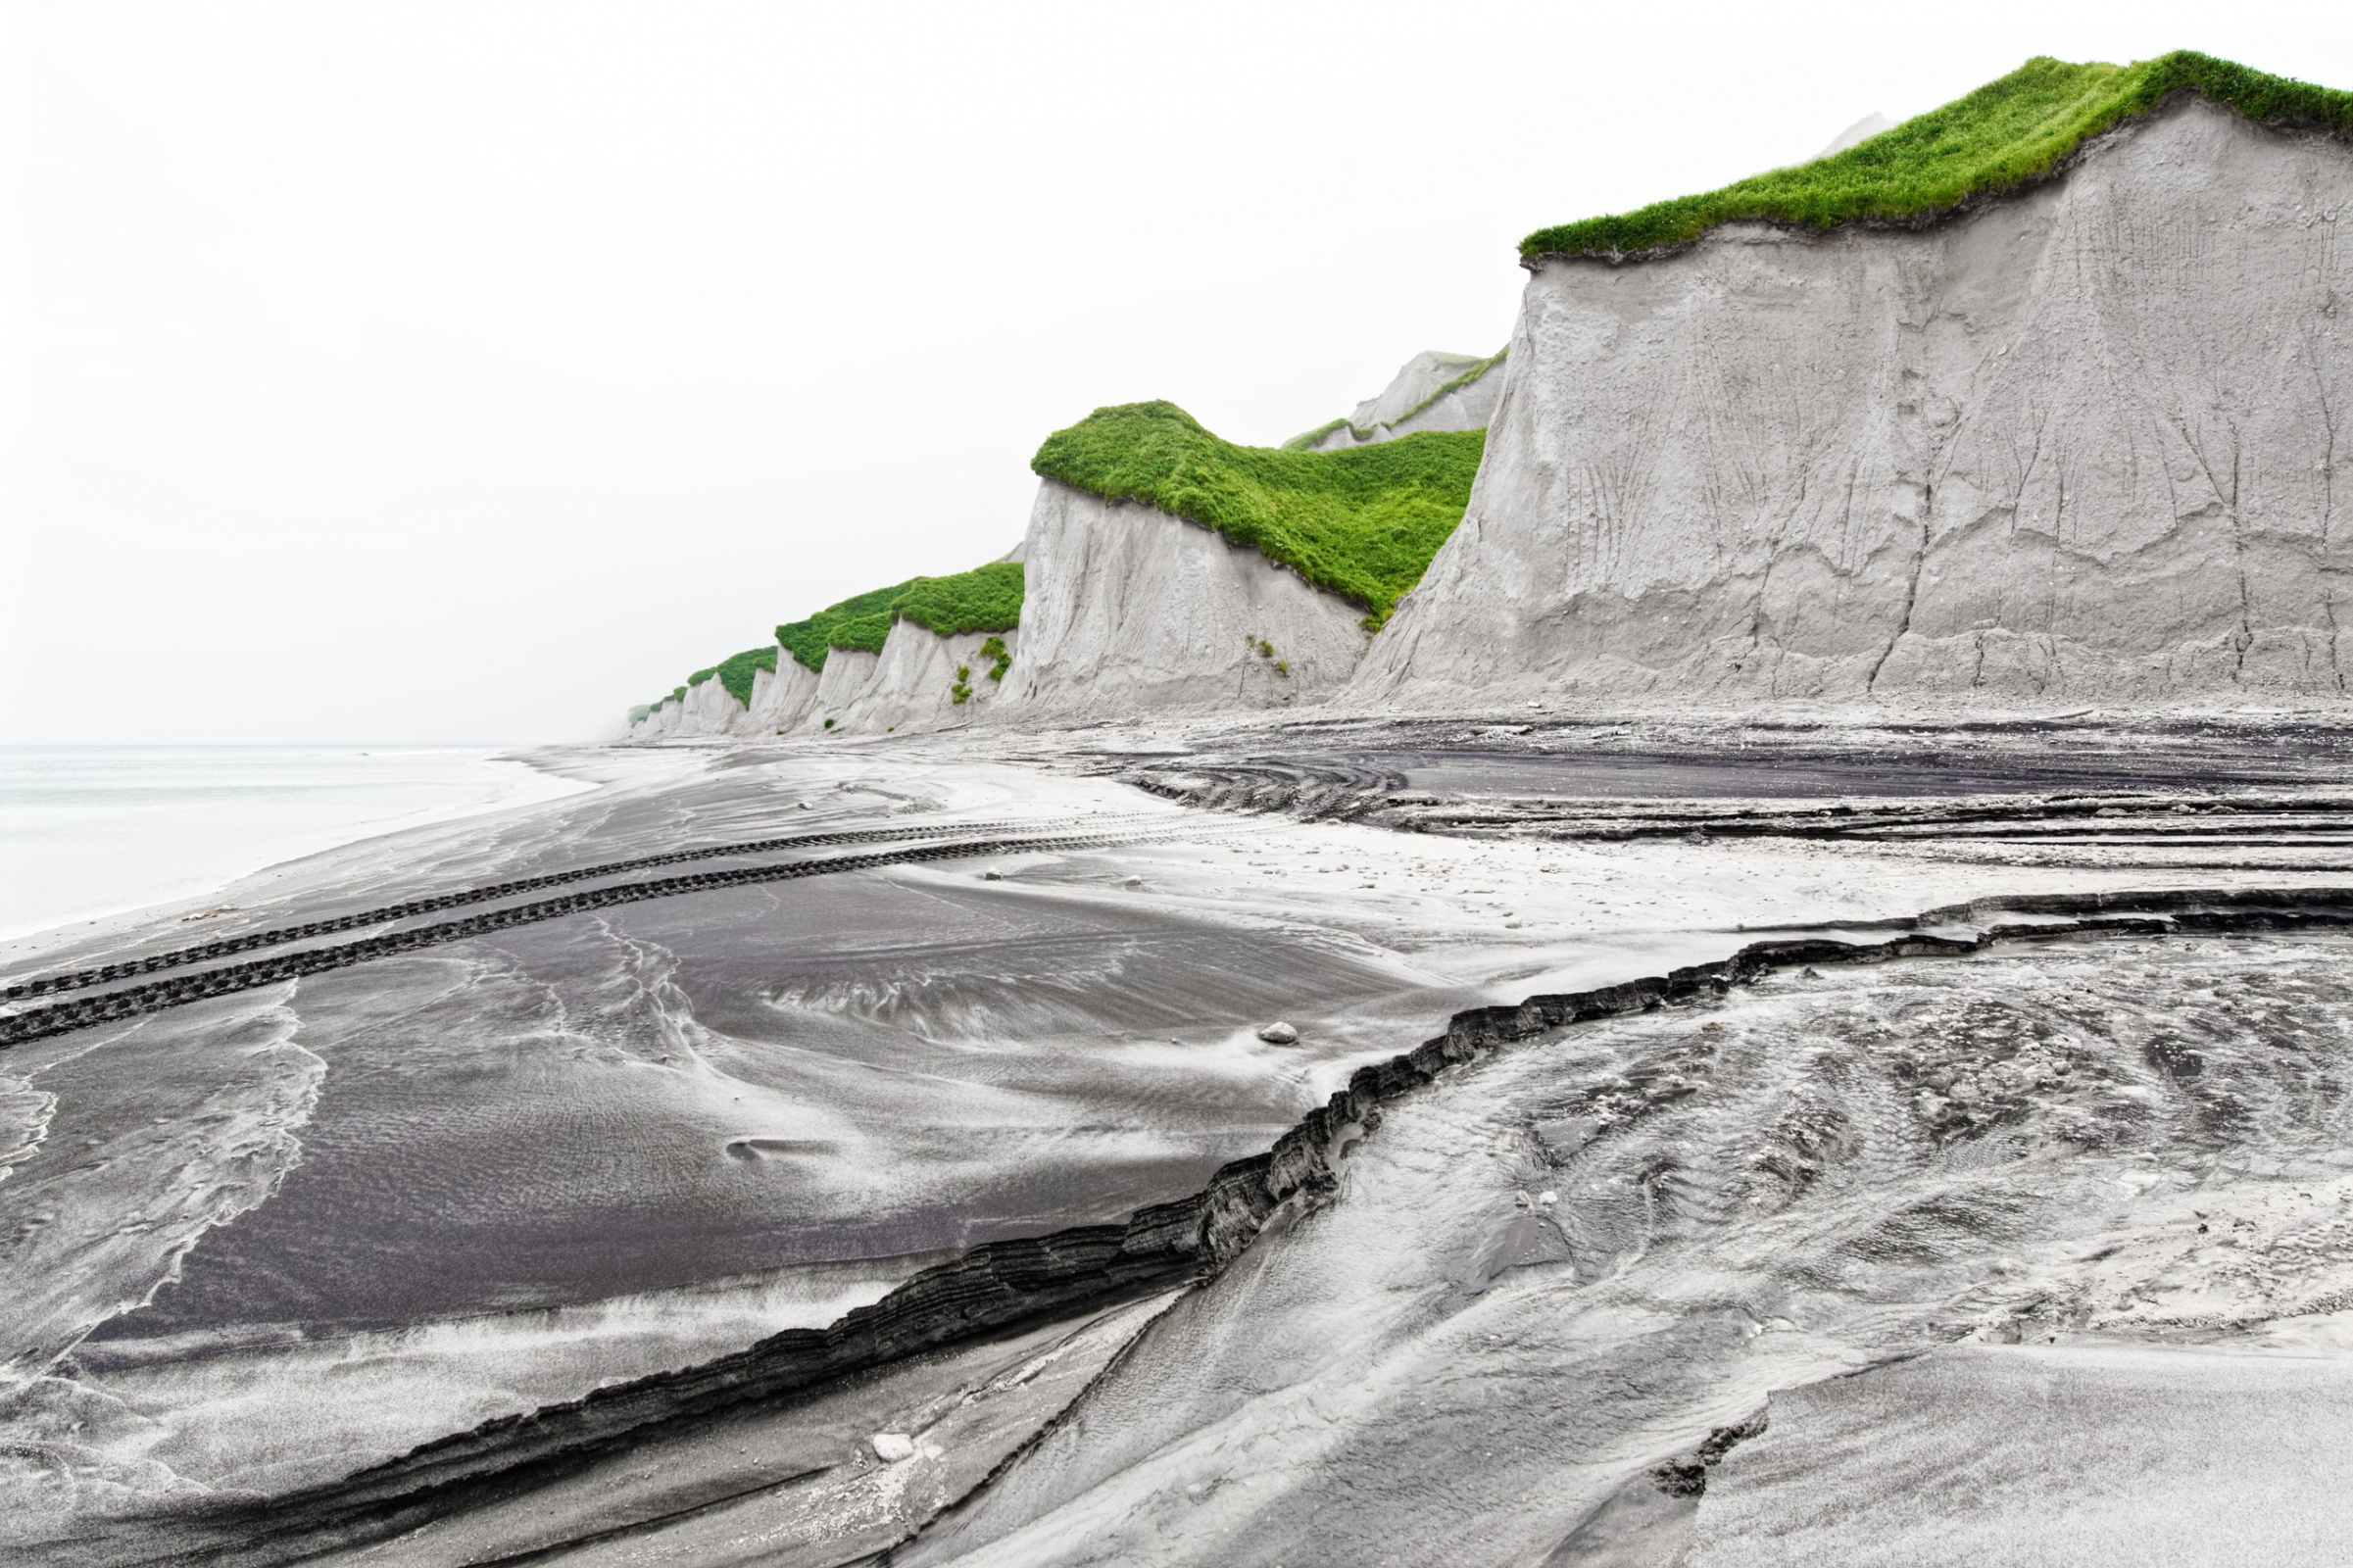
[739,657,820,735]
[628,700,681,741]
[997,480,1370,719]
[629,626,1017,742]
[829,622,1018,734]
[1304,350,1504,451]
[1353,99,2353,710]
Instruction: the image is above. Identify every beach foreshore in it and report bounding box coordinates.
[5,714,2353,1565]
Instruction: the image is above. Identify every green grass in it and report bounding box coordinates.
[892,562,1025,637]
[775,581,916,672]
[639,560,1030,725]
[1520,51,2353,263]
[770,564,1026,670]
[1280,417,1351,454]
[1034,401,1484,627]
[710,646,778,705]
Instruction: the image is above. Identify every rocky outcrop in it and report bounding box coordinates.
[1299,349,1505,451]
[995,480,1371,721]
[1353,98,2353,711]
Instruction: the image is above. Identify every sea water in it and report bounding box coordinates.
[0,746,593,941]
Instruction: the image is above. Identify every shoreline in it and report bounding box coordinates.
[0,745,602,952]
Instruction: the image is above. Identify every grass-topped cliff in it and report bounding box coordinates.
[772,581,914,672]
[1521,51,2353,263]
[695,647,779,705]
[1033,402,1483,628]
[636,562,1024,720]
[776,564,1024,669]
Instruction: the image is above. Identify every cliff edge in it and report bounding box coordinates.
[1354,85,2353,710]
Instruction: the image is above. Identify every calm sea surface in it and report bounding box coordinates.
[0,747,593,941]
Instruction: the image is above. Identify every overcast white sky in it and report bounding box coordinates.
[3,0,2349,744]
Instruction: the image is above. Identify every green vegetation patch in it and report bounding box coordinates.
[711,646,778,705]
[1034,401,1484,627]
[775,581,915,672]
[892,562,1025,638]
[642,560,1028,726]
[1280,417,1350,454]
[1520,51,2353,263]
[768,565,1025,669]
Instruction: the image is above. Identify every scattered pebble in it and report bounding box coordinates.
[871,1433,915,1463]
[1257,1021,1300,1045]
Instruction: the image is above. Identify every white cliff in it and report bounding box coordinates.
[1352,99,2353,711]
[830,622,1018,734]
[627,700,678,741]
[738,656,820,735]
[994,479,1370,719]
[630,621,1023,742]
[809,648,883,728]
[1300,349,1505,451]
[681,675,749,735]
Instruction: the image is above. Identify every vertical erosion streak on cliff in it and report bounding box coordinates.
[2172,410,2256,680]
[2311,327,2346,690]
[1865,251,1944,697]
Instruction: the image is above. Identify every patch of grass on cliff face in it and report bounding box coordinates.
[1520,51,2353,263]
[1280,417,1351,454]
[1033,401,1483,627]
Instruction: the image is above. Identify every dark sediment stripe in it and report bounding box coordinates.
[0,829,1166,1050]
[70,884,2353,1568]
[1,816,1159,1002]
[1122,761,2353,843]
